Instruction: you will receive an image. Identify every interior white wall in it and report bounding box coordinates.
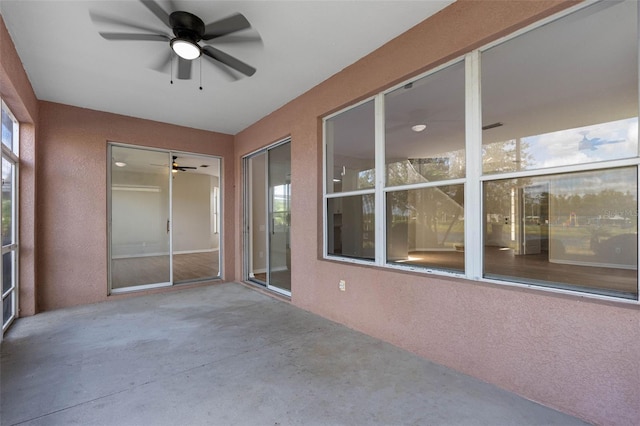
[172,172,219,253]
[111,169,170,258]
[112,157,221,258]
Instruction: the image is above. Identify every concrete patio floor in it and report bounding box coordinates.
[1,282,588,425]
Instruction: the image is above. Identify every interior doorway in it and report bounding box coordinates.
[108,145,221,293]
[244,139,291,295]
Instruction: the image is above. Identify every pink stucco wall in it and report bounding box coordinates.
[234,1,640,425]
[0,15,38,316]
[37,102,235,311]
[2,1,639,424]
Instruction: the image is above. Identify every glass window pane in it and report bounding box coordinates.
[2,158,13,246]
[483,167,638,299]
[110,146,171,290]
[171,155,221,283]
[268,142,291,293]
[325,100,375,193]
[327,194,375,260]
[2,251,13,295]
[482,1,638,174]
[1,105,14,152]
[2,291,13,326]
[387,185,464,272]
[385,61,465,186]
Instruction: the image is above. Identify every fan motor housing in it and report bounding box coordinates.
[170,11,205,42]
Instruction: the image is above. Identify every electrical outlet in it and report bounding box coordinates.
[339,280,346,291]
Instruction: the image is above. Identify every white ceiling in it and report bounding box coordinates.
[0,0,454,135]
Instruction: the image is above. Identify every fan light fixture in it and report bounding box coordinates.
[171,38,201,60]
[411,124,427,133]
[94,4,259,83]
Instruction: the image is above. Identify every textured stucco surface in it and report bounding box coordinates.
[0,16,39,316]
[1,283,589,426]
[2,1,639,424]
[234,1,640,425]
[37,102,235,311]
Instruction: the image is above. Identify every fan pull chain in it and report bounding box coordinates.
[170,54,174,85]
[199,57,203,91]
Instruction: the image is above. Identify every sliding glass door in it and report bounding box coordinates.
[172,153,221,283]
[247,151,268,284]
[110,146,171,291]
[109,145,221,293]
[268,142,291,292]
[245,140,291,295]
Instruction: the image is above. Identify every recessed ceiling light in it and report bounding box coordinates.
[114,161,127,167]
[411,124,427,132]
[171,38,201,60]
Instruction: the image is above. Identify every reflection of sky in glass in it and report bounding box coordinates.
[523,117,638,169]
[2,158,11,182]
[2,109,13,148]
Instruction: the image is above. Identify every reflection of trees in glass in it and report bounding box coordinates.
[485,168,637,258]
[2,193,10,246]
[386,148,465,186]
[388,185,464,248]
[358,169,375,189]
[272,183,291,231]
[549,190,637,225]
[483,140,534,227]
[1,162,11,246]
[482,138,533,174]
[484,177,533,226]
[362,194,375,250]
[549,188,637,259]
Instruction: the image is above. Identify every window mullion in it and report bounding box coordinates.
[637,0,640,300]
[464,50,483,280]
[375,93,386,267]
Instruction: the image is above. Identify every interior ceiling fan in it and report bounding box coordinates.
[91,0,259,80]
[172,156,196,172]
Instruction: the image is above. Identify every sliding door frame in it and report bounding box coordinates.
[243,137,292,297]
[108,144,172,294]
[108,143,222,294]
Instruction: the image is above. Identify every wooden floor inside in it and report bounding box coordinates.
[111,251,219,290]
[113,248,635,297]
[393,247,637,298]
[250,269,291,292]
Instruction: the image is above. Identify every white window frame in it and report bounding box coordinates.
[322,0,640,304]
[1,100,20,333]
[323,96,378,265]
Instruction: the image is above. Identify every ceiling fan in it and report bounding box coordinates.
[172,156,196,172]
[91,0,259,81]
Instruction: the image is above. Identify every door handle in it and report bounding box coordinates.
[167,219,170,233]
